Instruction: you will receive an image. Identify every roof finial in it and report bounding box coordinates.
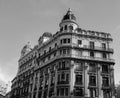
[67,8,72,14]
[68,8,72,12]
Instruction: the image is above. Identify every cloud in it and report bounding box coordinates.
[0,58,18,83]
[111,26,120,84]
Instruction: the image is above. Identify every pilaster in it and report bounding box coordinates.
[84,62,89,97]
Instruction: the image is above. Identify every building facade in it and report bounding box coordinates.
[11,9,115,98]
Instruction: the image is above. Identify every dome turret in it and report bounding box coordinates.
[62,8,76,22]
[59,8,79,32]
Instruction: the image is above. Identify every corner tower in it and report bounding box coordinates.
[59,8,79,32]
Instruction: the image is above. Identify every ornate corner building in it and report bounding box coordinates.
[11,9,115,98]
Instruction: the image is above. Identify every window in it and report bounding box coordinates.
[68,38,70,43]
[75,74,82,85]
[65,25,67,30]
[63,49,67,54]
[89,63,96,72]
[61,72,65,80]
[90,41,94,49]
[89,89,97,97]
[55,43,57,48]
[102,65,109,73]
[65,88,68,96]
[60,27,63,31]
[90,51,94,57]
[66,74,69,83]
[61,40,62,44]
[62,61,65,69]
[78,40,82,45]
[54,52,56,57]
[44,50,46,54]
[102,77,109,86]
[102,43,106,49]
[49,47,51,52]
[75,62,83,71]
[69,25,73,31]
[57,88,60,96]
[48,55,51,60]
[58,74,60,82]
[51,74,55,86]
[102,53,107,58]
[74,87,83,96]
[38,91,42,98]
[57,88,69,96]
[63,39,67,43]
[49,88,54,97]
[103,90,110,98]
[89,76,96,86]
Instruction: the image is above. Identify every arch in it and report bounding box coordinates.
[69,25,73,31]
[64,25,67,30]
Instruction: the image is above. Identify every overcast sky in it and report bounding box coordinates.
[0,0,120,86]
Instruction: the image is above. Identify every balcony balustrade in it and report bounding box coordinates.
[37,53,114,69]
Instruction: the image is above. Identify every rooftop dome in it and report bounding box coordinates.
[62,8,76,22]
[42,32,52,38]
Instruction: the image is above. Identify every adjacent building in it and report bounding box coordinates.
[11,9,115,98]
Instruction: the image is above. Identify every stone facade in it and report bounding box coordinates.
[11,9,115,98]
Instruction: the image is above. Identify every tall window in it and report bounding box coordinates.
[74,87,83,96]
[75,62,83,71]
[103,90,110,98]
[102,43,106,49]
[78,40,82,45]
[57,88,69,96]
[75,74,82,85]
[49,47,51,52]
[68,39,70,43]
[65,25,67,30]
[102,53,107,58]
[90,41,94,49]
[90,51,94,57]
[63,39,67,43]
[102,65,109,73]
[89,63,96,72]
[89,76,96,86]
[89,89,97,97]
[57,73,69,84]
[69,25,73,31]
[102,77,109,86]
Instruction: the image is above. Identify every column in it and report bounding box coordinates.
[110,65,115,98]
[54,65,57,97]
[84,62,89,97]
[31,73,36,98]
[36,72,40,98]
[97,64,103,98]
[70,60,75,98]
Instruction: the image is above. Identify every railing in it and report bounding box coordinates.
[37,54,115,69]
[71,44,113,52]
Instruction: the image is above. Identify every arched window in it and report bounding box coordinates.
[64,25,67,30]
[69,25,73,31]
[60,27,63,31]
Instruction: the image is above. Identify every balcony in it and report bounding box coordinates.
[57,81,69,85]
[102,84,111,90]
[88,83,97,88]
[71,44,114,53]
[36,53,114,69]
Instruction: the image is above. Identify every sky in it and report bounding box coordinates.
[0,0,120,87]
